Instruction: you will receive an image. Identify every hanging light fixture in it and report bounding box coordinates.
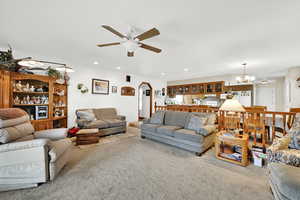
[18,59,45,69]
[55,65,74,73]
[236,63,255,84]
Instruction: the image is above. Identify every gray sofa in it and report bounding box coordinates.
[0,108,72,192]
[141,111,217,155]
[76,108,126,136]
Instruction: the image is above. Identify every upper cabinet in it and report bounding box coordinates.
[167,81,224,97]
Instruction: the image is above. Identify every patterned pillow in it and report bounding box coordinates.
[186,115,208,133]
[149,111,165,124]
[289,127,300,150]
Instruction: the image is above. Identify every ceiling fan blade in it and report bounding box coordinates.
[127,52,134,57]
[139,43,162,53]
[97,42,121,47]
[134,28,160,41]
[102,25,126,38]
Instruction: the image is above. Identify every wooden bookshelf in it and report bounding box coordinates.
[215,131,249,167]
[0,70,68,131]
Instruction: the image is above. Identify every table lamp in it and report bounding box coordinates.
[219,98,245,132]
[219,99,245,112]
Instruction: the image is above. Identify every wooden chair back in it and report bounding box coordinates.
[287,108,300,129]
[244,112,267,147]
[244,106,267,112]
[223,115,241,131]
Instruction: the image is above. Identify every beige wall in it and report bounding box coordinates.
[284,67,300,110]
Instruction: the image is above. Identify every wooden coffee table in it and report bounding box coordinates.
[76,129,99,145]
[215,131,249,167]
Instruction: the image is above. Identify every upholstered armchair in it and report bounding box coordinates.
[0,108,72,192]
[267,135,300,167]
[267,113,300,200]
[267,113,300,167]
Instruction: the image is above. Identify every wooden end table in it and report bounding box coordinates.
[76,129,99,145]
[215,131,249,167]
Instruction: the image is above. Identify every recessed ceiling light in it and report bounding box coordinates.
[161,72,165,76]
[93,61,99,65]
[184,68,189,72]
[116,66,121,70]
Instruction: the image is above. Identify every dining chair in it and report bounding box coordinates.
[244,112,268,148]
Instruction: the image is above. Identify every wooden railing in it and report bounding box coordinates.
[155,104,218,113]
[154,104,298,142]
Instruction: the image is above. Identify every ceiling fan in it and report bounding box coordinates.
[97,25,162,57]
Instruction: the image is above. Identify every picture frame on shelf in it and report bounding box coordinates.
[112,86,117,93]
[92,79,109,95]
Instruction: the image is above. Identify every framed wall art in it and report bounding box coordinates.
[112,86,117,93]
[92,79,109,94]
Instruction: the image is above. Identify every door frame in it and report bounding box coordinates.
[138,82,153,120]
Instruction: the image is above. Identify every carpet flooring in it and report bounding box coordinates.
[0,127,272,200]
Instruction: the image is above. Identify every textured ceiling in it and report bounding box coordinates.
[1,0,300,81]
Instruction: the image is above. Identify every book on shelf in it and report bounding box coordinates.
[219,132,235,140]
[220,152,242,161]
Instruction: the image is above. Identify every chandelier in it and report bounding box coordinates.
[236,63,255,84]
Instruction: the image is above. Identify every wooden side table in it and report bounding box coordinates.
[215,131,249,167]
[76,129,99,145]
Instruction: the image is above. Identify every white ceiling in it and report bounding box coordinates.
[1,0,300,81]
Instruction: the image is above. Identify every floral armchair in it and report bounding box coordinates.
[267,113,300,167]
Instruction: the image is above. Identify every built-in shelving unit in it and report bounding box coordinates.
[0,70,68,131]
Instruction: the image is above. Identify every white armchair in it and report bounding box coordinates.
[0,108,72,192]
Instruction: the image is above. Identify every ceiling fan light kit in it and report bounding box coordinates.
[97,25,162,57]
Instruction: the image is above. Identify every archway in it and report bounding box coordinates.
[138,82,153,120]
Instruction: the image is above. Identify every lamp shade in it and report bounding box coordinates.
[219,99,245,112]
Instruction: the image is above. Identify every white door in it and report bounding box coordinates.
[256,85,275,111]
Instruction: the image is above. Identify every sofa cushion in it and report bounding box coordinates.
[156,125,182,137]
[141,124,160,132]
[186,115,207,133]
[86,120,109,129]
[76,109,96,122]
[0,114,31,129]
[198,125,217,136]
[0,122,35,144]
[0,108,28,120]
[93,108,117,120]
[34,128,68,140]
[269,163,300,200]
[174,129,203,143]
[149,111,165,125]
[15,134,35,142]
[104,119,126,128]
[190,112,216,125]
[164,111,190,127]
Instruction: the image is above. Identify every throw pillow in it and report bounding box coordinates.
[289,127,300,150]
[186,115,208,133]
[149,111,165,124]
[77,110,96,122]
